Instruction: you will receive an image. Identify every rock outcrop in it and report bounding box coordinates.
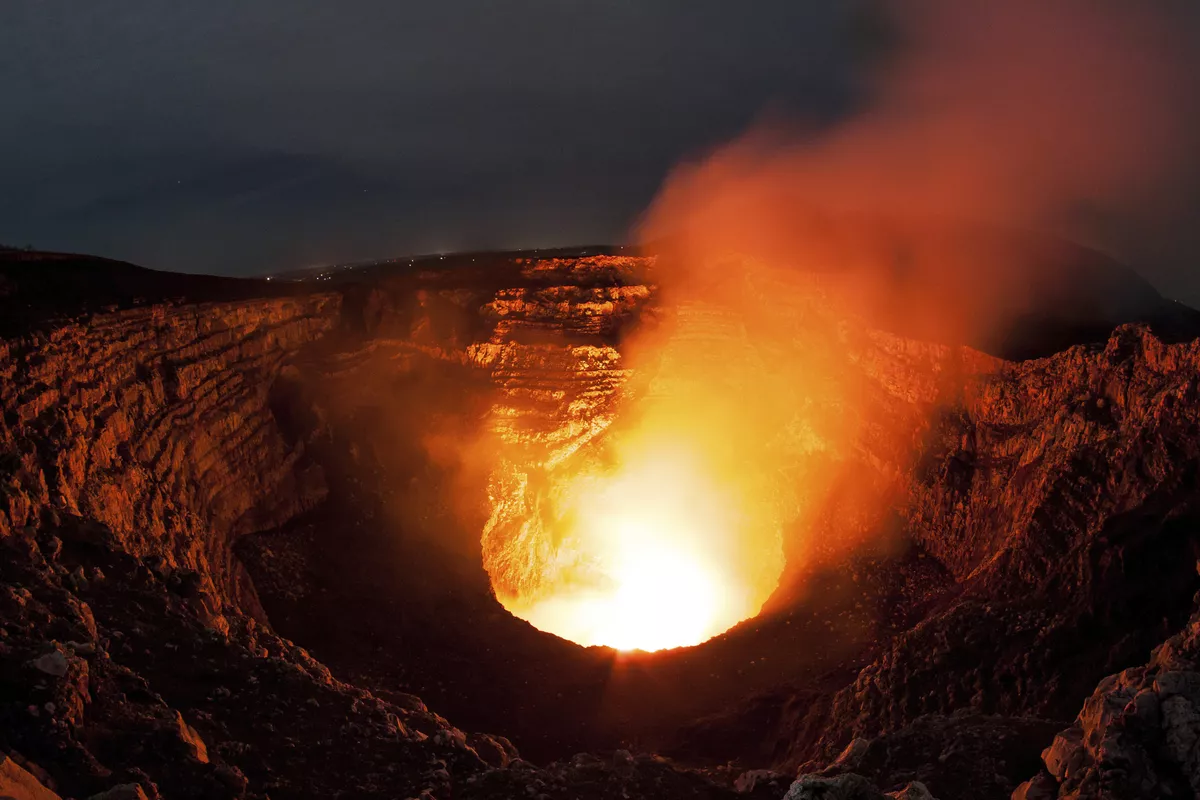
[783,771,937,800]
[0,751,62,800]
[1011,599,1200,799]
[757,325,1200,798]
[0,288,341,615]
[0,513,758,799]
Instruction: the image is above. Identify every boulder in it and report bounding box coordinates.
[887,783,937,800]
[87,785,150,800]
[1040,727,1082,780]
[0,753,62,800]
[734,769,790,793]
[30,650,68,677]
[785,773,888,800]
[1010,772,1057,800]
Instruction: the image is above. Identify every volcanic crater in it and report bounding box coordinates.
[5,244,1200,800]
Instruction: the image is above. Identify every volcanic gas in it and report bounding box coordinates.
[476,260,860,652]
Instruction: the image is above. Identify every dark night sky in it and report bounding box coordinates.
[0,2,855,275]
[2,2,1198,303]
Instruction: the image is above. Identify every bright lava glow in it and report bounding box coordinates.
[522,529,725,652]
[484,295,804,653]
[505,441,783,652]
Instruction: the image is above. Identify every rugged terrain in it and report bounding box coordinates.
[3,245,1200,800]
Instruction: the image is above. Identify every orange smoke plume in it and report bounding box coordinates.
[484,0,1198,652]
[640,0,1197,348]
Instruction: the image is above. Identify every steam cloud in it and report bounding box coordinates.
[638,0,1199,348]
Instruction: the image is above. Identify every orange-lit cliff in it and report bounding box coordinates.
[4,247,1200,800]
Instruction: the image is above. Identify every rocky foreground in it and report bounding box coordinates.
[3,248,1200,799]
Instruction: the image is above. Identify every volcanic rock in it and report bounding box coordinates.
[5,246,1200,799]
[887,783,936,800]
[784,772,889,799]
[88,785,151,800]
[785,773,939,800]
[733,769,791,794]
[1010,602,1200,798]
[30,650,68,677]
[0,752,62,800]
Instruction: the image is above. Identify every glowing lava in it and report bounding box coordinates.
[480,283,808,653]
[501,438,784,652]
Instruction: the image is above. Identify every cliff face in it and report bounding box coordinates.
[4,248,1200,800]
[0,290,342,614]
[909,326,1200,585]
[777,326,1200,798]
